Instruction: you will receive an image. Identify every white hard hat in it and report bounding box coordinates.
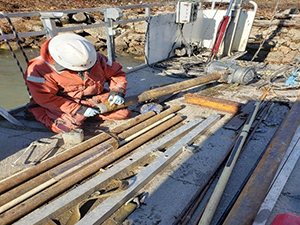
[48,33,97,71]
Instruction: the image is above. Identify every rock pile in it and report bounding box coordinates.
[0,8,148,56]
[1,7,299,64]
[58,9,147,56]
[0,7,152,57]
[247,9,300,64]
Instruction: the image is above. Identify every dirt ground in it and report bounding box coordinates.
[0,0,299,18]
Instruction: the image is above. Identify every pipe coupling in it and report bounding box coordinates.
[205,60,255,85]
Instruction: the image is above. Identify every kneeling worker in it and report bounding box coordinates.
[24,33,131,133]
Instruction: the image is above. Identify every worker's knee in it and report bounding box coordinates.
[29,107,86,133]
[51,113,86,133]
[51,120,84,133]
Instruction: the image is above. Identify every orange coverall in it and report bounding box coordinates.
[24,38,131,133]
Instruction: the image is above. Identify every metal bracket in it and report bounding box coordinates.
[104,8,123,66]
[40,12,64,39]
[105,8,123,21]
[12,138,58,167]
[183,144,198,153]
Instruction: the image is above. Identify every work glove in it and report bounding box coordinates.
[83,107,100,117]
[108,92,125,106]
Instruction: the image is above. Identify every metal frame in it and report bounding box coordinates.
[0,0,256,61]
[0,2,176,41]
[0,0,256,119]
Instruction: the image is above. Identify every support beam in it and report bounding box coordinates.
[253,125,300,225]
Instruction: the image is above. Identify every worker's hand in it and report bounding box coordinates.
[108,93,125,106]
[83,107,100,117]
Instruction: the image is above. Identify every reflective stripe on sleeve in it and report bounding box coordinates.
[26,75,45,83]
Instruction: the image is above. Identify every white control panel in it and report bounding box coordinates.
[176,1,198,23]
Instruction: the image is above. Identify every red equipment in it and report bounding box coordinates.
[209,0,235,60]
[271,213,300,225]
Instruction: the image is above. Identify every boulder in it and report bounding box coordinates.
[282,51,299,64]
[265,51,285,64]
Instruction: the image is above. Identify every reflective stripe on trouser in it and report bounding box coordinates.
[28,105,131,133]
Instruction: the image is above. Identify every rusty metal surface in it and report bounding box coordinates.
[98,72,222,113]
[0,114,183,225]
[223,98,300,225]
[184,93,242,114]
[118,105,182,140]
[0,111,159,194]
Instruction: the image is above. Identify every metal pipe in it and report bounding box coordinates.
[174,129,244,225]
[0,110,160,206]
[119,114,176,145]
[174,102,270,225]
[76,116,220,225]
[118,105,182,140]
[110,110,156,133]
[0,138,118,208]
[0,111,155,194]
[0,132,111,193]
[0,142,118,214]
[16,116,203,225]
[224,0,244,56]
[100,115,183,169]
[223,97,300,225]
[0,115,183,225]
[0,108,177,206]
[96,73,222,114]
[191,130,247,225]
[216,102,273,225]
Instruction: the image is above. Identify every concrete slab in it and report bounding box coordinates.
[0,58,300,225]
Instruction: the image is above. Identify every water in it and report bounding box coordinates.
[0,49,143,110]
[0,49,38,110]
